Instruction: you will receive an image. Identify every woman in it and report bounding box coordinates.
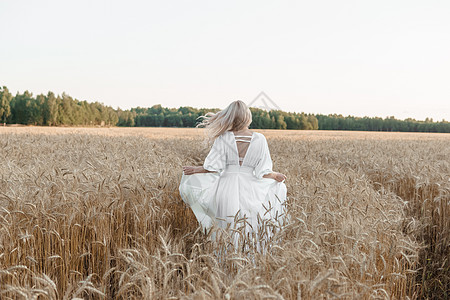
[179,100,287,239]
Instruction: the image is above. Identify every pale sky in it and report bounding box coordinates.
[1,0,449,121]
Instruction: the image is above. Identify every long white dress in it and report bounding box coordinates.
[179,131,287,237]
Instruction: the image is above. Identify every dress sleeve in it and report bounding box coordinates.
[203,135,226,173]
[254,135,273,179]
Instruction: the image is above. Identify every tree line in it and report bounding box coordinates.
[0,87,119,126]
[316,114,449,133]
[131,105,319,130]
[0,86,448,132]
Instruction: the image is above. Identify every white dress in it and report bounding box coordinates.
[179,131,287,236]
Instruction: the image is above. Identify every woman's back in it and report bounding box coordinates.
[180,130,285,234]
[203,131,273,179]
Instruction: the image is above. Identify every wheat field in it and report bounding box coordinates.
[0,127,448,299]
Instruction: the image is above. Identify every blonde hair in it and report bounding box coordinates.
[197,100,252,141]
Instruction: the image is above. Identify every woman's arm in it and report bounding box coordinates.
[182,166,216,175]
[263,172,287,182]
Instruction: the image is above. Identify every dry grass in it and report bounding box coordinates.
[0,127,448,299]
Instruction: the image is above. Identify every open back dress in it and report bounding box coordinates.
[179,131,287,235]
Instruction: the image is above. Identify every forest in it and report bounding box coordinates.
[1,86,449,132]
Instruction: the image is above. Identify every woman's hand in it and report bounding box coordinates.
[272,172,287,182]
[263,172,287,182]
[183,166,201,175]
[183,166,215,175]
